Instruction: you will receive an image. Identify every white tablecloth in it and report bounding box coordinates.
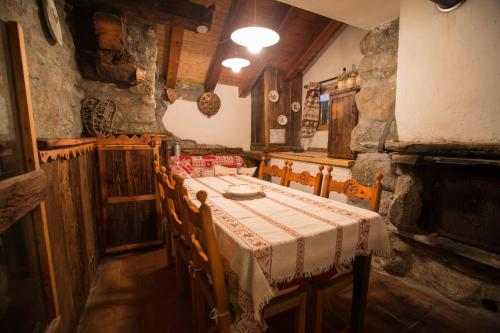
[184,175,391,333]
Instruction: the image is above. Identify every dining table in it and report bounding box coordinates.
[183,174,392,333]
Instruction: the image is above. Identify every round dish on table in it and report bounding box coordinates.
[224,184,263,198]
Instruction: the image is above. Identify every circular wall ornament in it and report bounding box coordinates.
[291,101,301,112]
[268,90,279,102]
[198,92,221,118]
[277,114,288,126]
[42,0,63,45]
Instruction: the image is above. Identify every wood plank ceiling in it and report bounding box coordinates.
[156,0,343,97]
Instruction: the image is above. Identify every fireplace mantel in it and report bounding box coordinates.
[385,141,500,158]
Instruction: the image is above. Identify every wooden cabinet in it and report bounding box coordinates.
[328,88,359,159]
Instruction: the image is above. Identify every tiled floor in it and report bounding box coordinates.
[77,248,500,333]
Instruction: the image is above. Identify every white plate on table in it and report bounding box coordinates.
[225,184,263,198]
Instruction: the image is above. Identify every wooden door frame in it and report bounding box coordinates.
[2,21,60,326]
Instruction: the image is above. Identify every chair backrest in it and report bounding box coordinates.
[257,156,289,186]
[322,166,383,212]
[179,188,233,333]
[157,173,190,240]
[154,161,169,219]
[284,162,324,196]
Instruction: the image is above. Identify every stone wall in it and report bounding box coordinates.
[350,20,399,222]
[351,19,500,307]
[81,17,158,133]
[1,0,84,137]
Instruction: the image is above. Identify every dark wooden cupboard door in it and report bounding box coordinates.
[328,89,359,159]
[96,134,163,254]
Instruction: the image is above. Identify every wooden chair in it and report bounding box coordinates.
[157,172,191,293]
[179,188,308,333]
[312,167,383,333]
[154,161,174,267]
[284,162,324,196]
[257,156,289,186]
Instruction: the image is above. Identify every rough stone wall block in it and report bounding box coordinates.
[350,19,399,154]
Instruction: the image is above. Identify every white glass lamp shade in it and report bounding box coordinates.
[222,58,250,73]
[231,26,280,54]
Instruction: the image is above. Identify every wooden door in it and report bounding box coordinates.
[328,88,359,159]
[96,134,162,254]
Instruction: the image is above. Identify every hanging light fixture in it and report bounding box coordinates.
[222,58,250,73]
[230,0,280,54]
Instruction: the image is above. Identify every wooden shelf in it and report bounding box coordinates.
[37,137,96,149]
[268,152,354,168]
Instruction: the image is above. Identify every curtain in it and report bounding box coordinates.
[300,82,321,139]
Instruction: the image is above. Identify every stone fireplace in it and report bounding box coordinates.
[350,16,500,308]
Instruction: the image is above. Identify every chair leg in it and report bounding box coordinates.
[196,280,208,333]
[165,229,174,268]
[190,271,199,333]
[313,289,325,333]
[295,292,307,333]
[173,242,187,294]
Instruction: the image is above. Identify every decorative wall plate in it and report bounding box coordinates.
[277,114,288,126]
[291,101,301,112]
[42,0,63,45]
[198,92,221,117]
[268,90,279,102]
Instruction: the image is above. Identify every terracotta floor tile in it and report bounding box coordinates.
[78,248,500,333]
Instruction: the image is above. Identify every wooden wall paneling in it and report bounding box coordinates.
[251,75,264,148]
[40,151,99,333]
[251,68,295,151]
[78,153,99,286]
[264,68,289,146]
[42,160,76,332]
[97,148,109,253]
[6,21,60,323]
[289,74,303,147]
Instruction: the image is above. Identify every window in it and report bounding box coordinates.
[318,93,329,131]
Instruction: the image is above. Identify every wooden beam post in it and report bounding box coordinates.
[166,25,184,88]
[203,0,247,92]
[284,21,343,81]
[238,6,298,98]
[6,21,60,319]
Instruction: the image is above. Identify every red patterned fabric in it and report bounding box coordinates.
[170,155,245,178]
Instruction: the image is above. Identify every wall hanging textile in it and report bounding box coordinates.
[300,82,321,138]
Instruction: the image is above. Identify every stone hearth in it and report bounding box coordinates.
[350,20,500,308]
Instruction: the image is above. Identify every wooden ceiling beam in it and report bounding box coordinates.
[166,25,184,88]
[203,0,247,92]
[73,0,215,33]
[284,20,343,81]
[238,6,298,98]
